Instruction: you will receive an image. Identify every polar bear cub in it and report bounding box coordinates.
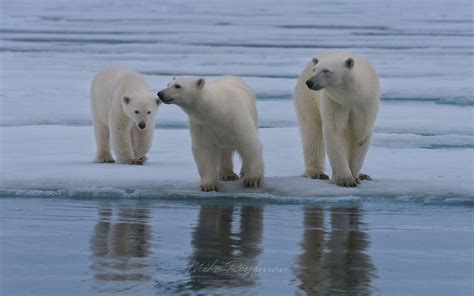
[91,66,160,165]
[294,52,380,187]
[157,76,264,191]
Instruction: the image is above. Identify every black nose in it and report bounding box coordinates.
[306,80,313,88]
[138,122,146,129]
[157,91,164,99]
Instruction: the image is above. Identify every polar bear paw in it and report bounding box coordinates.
[200,183,219,192]
[243,176,263,188]
[355,174,372,184]
[138,155,148,163]
[305,170,329,180]
[220,172,239,181]
[334,176,358,187]
[359,173,372,181]
[96,157,115,164]
[125,159,144,165]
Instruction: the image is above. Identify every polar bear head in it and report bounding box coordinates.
[157,76,205,107]
[306,54,355,91]
[122,93,160,130]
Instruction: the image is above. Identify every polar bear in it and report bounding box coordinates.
[91,66,160,165]
[294,52,379,187]
[157,76,264,191]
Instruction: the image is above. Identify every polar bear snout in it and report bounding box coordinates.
[305,78,323,91]
[157,91,173,104]
[138,121,146,129]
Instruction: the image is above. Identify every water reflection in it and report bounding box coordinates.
[296,207,325,293]
[89,205,153,293]
[87,202,375,295]
[296,206,376,295]
[186,205,264,290]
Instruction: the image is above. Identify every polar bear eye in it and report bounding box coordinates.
[322,69,330,73]
[174,84,181,89]
[147,111,151,114]
[134,110,139,114]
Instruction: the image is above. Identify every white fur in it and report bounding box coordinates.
[294,52,380,187]
[91,66,160,165]
[158,76,264,191]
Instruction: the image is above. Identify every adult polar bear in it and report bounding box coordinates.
[294,52,379,187]
[157,76,264,191]
[91,66,160,165]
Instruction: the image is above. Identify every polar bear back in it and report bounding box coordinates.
[205,76,258,128]
[351,56,380,103]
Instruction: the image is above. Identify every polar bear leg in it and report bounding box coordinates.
[94,122,114,163]
[323,126,357,187]
[218,149,238,181]
[300,118,328,180]
[110,123,142,165]
[238,133,264,188]
[295,100,327,180]
[131,127,153,162]
[324,132,357,187]
[192,144,219,191]
[190,124,219,191]
[321,100,357,187]
[349,135,371,182]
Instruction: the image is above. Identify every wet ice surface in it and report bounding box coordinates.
[1,125,473,201]
[1,0,474,295]
[1,198,473,296]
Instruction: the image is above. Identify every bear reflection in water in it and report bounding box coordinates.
[186,205,264,290]
[89,205,153,293]
[88,203,375,294]
[183,204,375,294]
[295,206,376,295]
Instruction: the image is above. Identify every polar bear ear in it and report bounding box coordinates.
[196,78,205,89]
[345,58,354,69]
[312,58,319,65]
[123,96,130,104]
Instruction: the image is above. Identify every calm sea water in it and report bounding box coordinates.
[1,198,472,296]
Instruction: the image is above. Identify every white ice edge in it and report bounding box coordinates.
[1,126,472,202]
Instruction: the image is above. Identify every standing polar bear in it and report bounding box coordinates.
[294,52,380,187]
[91,66,160,165]
[157,76,264,191]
